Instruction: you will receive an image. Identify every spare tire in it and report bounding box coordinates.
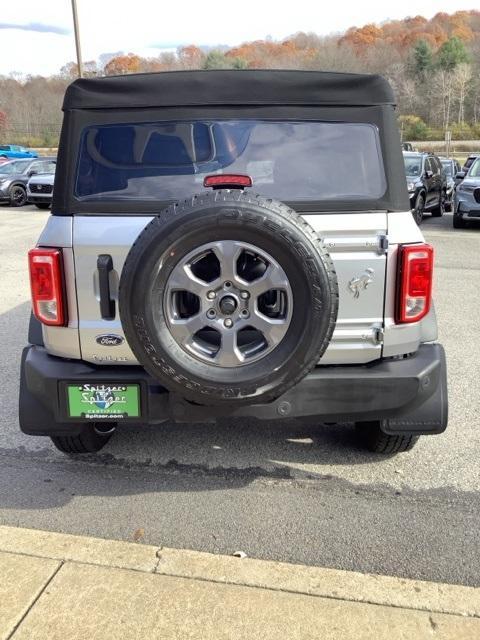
[119,190,338,406]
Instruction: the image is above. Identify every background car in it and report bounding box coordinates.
[403,151,447,224]
[462,154,478,173]
[0,144,38,159]
[453,156,480,229]
[439,156,461,211]
[0,157,56,207]
[27,171,55,209]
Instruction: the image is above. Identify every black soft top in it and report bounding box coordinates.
[63,69,395,110]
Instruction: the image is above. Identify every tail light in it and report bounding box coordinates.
[395,244,434,324]
[28,248,67,326]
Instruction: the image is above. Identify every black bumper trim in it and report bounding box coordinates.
[19,344,448,436]
[28,196,52,203]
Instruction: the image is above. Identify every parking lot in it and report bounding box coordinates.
[0,204,479,587]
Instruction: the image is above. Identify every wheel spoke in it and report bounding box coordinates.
[168,313,206,344]
[249,309,288,347]
[214,329,244,366]
[248,263,290,298]
[211,241,243,283]
[166,265,210,297]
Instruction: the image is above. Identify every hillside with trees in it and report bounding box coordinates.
[1,10,479,146]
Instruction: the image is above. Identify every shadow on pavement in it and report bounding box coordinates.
[1,293,400,513]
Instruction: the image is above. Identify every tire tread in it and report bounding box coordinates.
[357,421,419,454]
[50,427,112,454]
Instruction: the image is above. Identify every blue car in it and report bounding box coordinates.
[0,145,38,159]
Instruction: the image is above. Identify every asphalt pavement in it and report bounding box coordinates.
[0,205,479,586]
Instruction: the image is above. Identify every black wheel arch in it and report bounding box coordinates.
[9,181,27,190]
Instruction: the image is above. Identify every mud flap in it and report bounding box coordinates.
[381,345,448,435]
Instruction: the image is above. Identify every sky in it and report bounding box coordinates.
[0,0,478,77]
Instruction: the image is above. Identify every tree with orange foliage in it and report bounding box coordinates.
[104,54,143,76]
[178,45,205,69]
[340,24,382,50]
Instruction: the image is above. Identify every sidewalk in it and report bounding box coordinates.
[0,525,478,639]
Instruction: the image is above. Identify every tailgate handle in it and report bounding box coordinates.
[97,254,115,320]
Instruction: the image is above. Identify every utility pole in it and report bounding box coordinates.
[71,0,83,78]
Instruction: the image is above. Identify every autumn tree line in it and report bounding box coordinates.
[1,10,479,147]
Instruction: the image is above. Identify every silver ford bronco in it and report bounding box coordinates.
[20,70,448,455]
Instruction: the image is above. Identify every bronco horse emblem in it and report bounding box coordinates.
[348,268,374,299]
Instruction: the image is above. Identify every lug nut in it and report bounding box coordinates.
[224,281,232,288]
[224,318,233,328]
[207,309,216,319]
[241,309,250,319]
[240,291,249,299]
[207,290,216,300]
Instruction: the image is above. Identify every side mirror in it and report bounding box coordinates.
[424,170,433,179]
[455,172,466,181]
[28,170,38,177]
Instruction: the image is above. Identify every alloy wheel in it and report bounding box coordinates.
[10,186,27,207]
[163,240,293,367]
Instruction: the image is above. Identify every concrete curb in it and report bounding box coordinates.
[0,525,478,619]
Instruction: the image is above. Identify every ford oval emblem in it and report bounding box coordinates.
[95,334,124,347]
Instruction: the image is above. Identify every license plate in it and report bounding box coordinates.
[67,384,140,419]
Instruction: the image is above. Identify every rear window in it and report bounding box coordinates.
[469,158,480,177]
[441,160,453,176]
[75,120,386,203]
[465,156,477,169]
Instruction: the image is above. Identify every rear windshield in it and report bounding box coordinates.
[440,160,453,176]
[75,120,386,203]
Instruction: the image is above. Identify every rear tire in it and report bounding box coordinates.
[50,424,115,454]
[412,193,425,225]
[453,215,467,229]
[34,203,50,210]
[431,191,445,217]
[356,421,419,454]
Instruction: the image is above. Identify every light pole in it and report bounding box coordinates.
[71,0,83,78]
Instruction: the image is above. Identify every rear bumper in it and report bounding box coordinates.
[20,344,448,437]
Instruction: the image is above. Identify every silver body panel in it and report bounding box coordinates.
[38,218,81,359]
[37,209,435,366]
